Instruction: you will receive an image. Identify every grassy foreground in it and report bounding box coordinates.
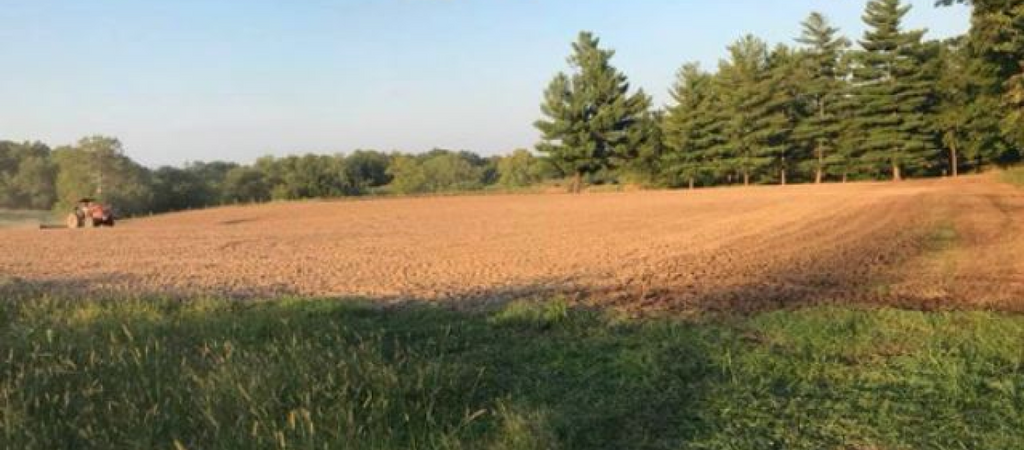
[1002,166,1024,188]
[2,294,1023,450]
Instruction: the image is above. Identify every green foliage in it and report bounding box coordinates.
[51,136,154,215]
[792,12,851,182]
[0,141,57,209]
[845,0,940,180]
[3,292,1024,449]
[222,166,271,203]
[420,152,485,192]
[255,154,360,201]
[713,36,793,185]
[496,149,542,188]
[1004,63,1024,149]
[385,155,428,195]
[938,0,1024,165]
[535,31,652,192]
[386,150,488,195]
[344,150,393,191]
[935,38,973,175]
[662,63,724,188]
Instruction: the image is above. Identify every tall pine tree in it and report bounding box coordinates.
[792,12,851,184]
[935,38,972,176]
[937,0,1023,165]
[661,63,724,189]
[534,31,651,193]
[713,35,790,185]
[847,0,938,181]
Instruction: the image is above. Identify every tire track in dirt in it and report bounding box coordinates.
[886,176,1024,310]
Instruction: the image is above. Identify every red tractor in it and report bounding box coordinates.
[66,198,116,228]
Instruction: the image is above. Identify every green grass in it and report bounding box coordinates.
[0,209,56,228]
[2,292,1023,450]
[1002,166,1024,188]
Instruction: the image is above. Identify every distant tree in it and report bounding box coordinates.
[386,155,428,195]
[11,154,57,209]
[51,136,153,215]
[420,152,484,192]
[344,150,392,193]
[793,12,851,183]
[0,141,56,209]
[255,154,357,200]
[497,149,541,188]
[846,0,938,181]
[184,161,238,206]
[222,166,270,203]
[534,31,652,193]
[149,167,209,213]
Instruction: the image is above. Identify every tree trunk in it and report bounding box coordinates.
[742,170,750,186]
[572,172,583,194]
[892,164,902,182]
[815,147,824,184]
[780,169,787,186]
[842,172,848,184]
[688,177,694,190]
[950,142,959,178]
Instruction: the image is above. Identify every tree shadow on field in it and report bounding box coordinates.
[0,287,725,450]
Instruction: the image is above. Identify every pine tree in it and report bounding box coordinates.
[792,12,851,184]
[935,38,971,176]
[767,44,804,185]
[713,35,790,186]
[1005,63,1024,149]
[661,63,722,189]
[937,0,1023,165]
[847,0,938,181]
[534,31,652,193]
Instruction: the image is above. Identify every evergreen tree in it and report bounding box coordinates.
[847,0,938,181]
[937,0,1023,164]
[534,31,651,193]
[713,35,790,185]
[766,44,804,185]
[935,38,972,176]
[1005,63,1024,149]
[662,63,722,189]
[792,12,851,183]
[620,110,666,187]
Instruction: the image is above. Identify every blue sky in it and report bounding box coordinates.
[1,0,971,167]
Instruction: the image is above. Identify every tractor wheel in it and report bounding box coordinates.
[65,213,81,229]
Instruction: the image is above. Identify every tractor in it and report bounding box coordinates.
[66,198,116,228]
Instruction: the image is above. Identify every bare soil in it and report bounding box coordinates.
[3,175,1022,312]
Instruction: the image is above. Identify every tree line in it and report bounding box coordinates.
[536,0,1023,188]
[0,137,564,216]
[1,0,1020,215]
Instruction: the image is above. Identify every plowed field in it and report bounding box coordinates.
[3,175,1022,312]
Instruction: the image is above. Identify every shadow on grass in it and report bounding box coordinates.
[2,290,1024,449]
